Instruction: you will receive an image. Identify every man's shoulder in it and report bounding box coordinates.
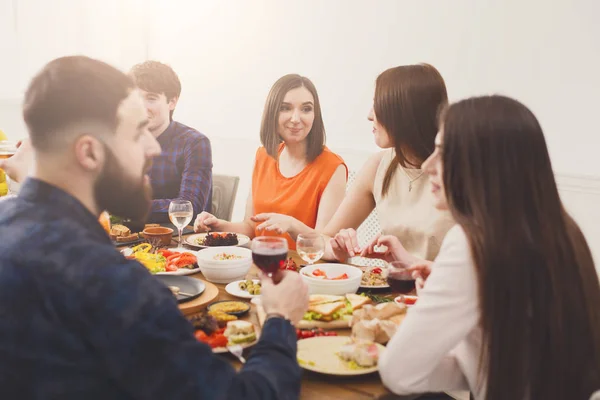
[172,121,210,143]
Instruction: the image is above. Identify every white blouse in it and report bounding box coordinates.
[379,225,487,400]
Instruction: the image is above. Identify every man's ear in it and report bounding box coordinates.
[74,135,104,172]
[168,96,179,111]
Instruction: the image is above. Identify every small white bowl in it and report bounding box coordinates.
[394,295,418,307]
[196,246,252,284]
[300,263,362,295]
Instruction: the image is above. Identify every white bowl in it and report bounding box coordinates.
[196,246,252,284]
[300,263,362,295]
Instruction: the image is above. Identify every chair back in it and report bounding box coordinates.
[211,174,240,222]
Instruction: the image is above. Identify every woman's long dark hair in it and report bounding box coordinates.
[442,95,600,400]
[375,63,448,197]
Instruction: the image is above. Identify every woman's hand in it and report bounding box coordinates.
[251,213,295,235]
[408,261,433,291]
[193,212,226,232]
[329,228,361,261]
[360,234,416,265]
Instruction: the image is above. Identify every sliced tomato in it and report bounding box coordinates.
[331,273,349,280]
[194,330,208,342]
[208,334,228,348]
[312,269,326,276]
[165,263,178,272]
[158,249,174,258]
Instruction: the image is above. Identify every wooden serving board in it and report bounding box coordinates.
[178,279,220,316]
[255,303,351,330]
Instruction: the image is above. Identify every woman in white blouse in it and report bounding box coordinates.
[369,95,600,400]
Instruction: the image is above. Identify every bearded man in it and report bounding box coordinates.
[0,56,308,400]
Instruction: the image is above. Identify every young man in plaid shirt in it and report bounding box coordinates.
[130,61,212,223]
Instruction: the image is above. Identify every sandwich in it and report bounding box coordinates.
[224,321,256,345]
[303,294,372,323]
[345,293,372,310]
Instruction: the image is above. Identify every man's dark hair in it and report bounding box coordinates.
[130,61,182,120]
[23,56,135,151]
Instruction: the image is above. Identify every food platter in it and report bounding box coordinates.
[297,336,385,376]
[359,266,390,289]
[185,232,250,249]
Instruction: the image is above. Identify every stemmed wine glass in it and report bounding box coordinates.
[296,233,325,266]
[251,236,288,279]
[168,200,193,250]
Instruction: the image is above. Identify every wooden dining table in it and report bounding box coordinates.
[159,234,467,400]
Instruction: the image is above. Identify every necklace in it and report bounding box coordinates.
[399,167,425,192]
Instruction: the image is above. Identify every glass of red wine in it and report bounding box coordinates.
[251,236,288,279]
[387,261,416,294]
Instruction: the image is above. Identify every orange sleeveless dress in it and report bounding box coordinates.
[252,145,347,250]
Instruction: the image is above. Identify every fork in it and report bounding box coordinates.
[227,344,246,364]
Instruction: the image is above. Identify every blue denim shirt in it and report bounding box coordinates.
[0,178,300,399]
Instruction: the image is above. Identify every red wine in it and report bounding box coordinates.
[387,271,416,294]
[252,250,287,274]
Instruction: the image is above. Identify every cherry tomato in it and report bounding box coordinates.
[194,330,208,342]
[372,267,382,274]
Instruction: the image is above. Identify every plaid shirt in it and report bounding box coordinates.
[149,121,212,223]
[0,179,301,400]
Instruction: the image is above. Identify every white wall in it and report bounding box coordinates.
[1,0,600,266]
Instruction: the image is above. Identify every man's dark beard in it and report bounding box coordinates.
[94,146,153,222]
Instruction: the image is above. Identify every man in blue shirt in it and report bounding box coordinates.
[130,61,212,223]
[0,55,308,399]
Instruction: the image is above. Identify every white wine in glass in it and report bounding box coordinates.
[296,233,325,265]
[168,200,193,249]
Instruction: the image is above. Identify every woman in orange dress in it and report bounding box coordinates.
[193,74,347,250]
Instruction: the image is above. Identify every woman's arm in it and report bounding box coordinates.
[320,151,384,260]
[194,190,256,238]
[378,227,479,395]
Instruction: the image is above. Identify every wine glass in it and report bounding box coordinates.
[251,236,288,279]
[387,261,416,294]
[168,200,193,249]
[296,233,325,266]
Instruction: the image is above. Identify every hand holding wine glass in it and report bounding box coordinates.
[251,236,288,280]
[296,233,325,265]
[169,200,193,249]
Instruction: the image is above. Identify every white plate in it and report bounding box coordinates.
[122,247,202,276]
[185,233,250,249]
[359,283,390,289]
[360,267,390,289]
[225,279,262,299]
[155,249,202,276]
[297,336,385,376]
